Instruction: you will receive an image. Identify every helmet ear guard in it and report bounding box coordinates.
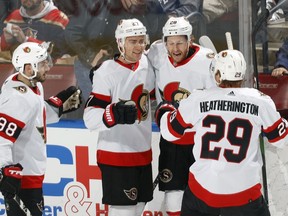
[162,16,192,42]
[12,42,51,80]
[210,49,246,84]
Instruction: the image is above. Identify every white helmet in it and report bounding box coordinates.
[115,18,149,48]
[162,16,192,42]
[12,42,51,79]
[210,49,246,83]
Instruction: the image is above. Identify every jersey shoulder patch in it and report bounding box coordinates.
[13,86,28,93]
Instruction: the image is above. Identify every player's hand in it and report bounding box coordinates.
[155,101,179,127]
[271,67,288,77]
[47,86,82,116]
[103,100,137,128]
[0,164,23,199]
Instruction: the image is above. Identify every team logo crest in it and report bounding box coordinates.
[130,84,150,122]
[222,51,228,57]
[159,169,173,183]
[23,27,38,39]
[160,82,190,103]
[124,187,138,201]
[14,86,27,93]
[23,47,31,53]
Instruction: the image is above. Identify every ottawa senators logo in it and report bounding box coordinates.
[13,86,27,93]
[130,84,150,122]
[124,187,138,201]
[160,82,190,103]
[23,47,31,53]
[23,27,38,39]
[222,51,228,57]
[159,169,173,183]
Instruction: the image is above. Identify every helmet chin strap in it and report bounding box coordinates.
[20,69,38,87]
[119,46,138,64]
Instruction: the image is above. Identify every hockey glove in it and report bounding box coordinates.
[47,86,82,116]
[155,101,179,127]
[103,100,137,128]
[0,163,23,199]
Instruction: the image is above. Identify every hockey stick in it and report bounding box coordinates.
[225,32,233,50]
[259,133,269,205]
[152,173,160,191]
[198,35,217,54]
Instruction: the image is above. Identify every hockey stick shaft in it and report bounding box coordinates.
[225,32,233,50]
[259,134,269,205]
[152,173,160,191]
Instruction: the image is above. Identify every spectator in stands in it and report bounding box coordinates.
[158,0,200,18]
[157,0,202,39]
[203,0,238,24]
[263,0,288,25]
[0,0,73,62]
[271,38,288,77]
[0,0,20,34]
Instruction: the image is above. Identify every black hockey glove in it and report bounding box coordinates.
[0,163,23,199]
[47,86,82,116]
[103,100,137,128]
[155,101,179,127]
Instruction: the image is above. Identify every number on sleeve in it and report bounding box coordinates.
[0,114,24,142]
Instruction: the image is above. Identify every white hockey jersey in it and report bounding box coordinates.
[147,41,216,144]
[160,87,288,207]
[0,73,60,188]
[84,55,155,167]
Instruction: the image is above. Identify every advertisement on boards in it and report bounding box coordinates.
[0,120,165,216]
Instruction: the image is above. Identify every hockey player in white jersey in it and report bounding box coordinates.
[0,42,82,216]
[84,18,155,216]
[156,49,287,215]
[147,16,216,215]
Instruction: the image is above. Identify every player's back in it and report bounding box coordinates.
[178,87,286,198]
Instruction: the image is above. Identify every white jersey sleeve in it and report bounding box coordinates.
[83,60,112,131]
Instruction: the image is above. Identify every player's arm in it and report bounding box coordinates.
[160,109,193,142]
[46,86,82,119]
[84,92,137,130]
[262,117,288,148]
[156,100,193,141]
[261,96,288,147]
